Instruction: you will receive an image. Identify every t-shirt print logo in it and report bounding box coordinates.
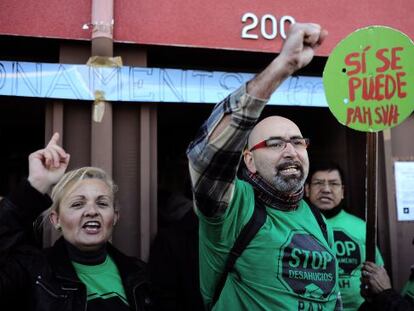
[279,232,336,299]
[333,230,361,276]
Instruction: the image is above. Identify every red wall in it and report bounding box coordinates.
[1,0,413,56]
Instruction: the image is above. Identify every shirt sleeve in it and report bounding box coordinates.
[186,84,267,217]
[0,179,52,252]
[372,289,414,311]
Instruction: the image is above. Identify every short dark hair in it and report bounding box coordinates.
[307,162,345,185]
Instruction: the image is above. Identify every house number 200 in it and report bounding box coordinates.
[241,13,296,40]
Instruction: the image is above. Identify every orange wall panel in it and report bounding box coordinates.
[1,0,413,56]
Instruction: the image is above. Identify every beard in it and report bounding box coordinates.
[270,161,307,193]
[273,173,305,192]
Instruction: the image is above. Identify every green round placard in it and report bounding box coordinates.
[323,26,414,132]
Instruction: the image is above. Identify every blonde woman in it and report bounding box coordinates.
[0,133,151,311]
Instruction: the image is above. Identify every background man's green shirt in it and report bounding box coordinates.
[326,209,384,311]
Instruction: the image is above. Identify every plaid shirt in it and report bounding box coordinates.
[186,84,267,217]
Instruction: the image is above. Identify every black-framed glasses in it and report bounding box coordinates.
[310,180,343,189]
[249,137,310,152]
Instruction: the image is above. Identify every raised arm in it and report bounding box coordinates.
[28,132,70,194]
[0,133,70,303]
[0,133,70,249]
[247,23,327,99]
[187,23,327,217]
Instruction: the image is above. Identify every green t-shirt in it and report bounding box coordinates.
[326,210,384,311]
[401,275,414,300]
[198,179,340,310]
[72,256,130,311]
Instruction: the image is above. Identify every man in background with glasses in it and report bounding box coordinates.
[187,23,342,310]
[305,162,383,311]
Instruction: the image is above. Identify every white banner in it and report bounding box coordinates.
[394,161,414,221]
[0,61,328,107]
